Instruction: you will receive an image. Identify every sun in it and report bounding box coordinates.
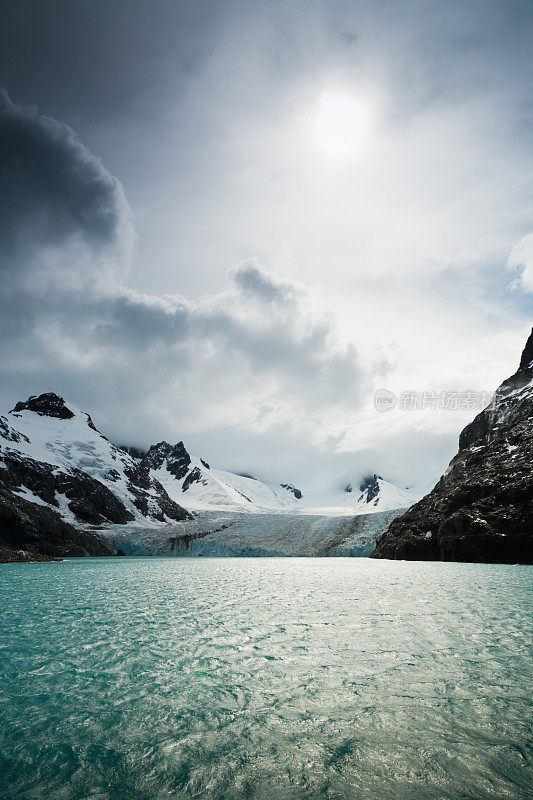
[313,92,369,159]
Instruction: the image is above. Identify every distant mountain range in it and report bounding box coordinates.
[0,393,415,560]
[5,327,529,564]
[124,441,419,515]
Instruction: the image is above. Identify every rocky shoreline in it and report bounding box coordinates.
[0,549,56,563]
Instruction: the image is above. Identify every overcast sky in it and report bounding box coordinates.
[1,0,532,495]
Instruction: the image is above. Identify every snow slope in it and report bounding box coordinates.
[143,441,303,512]
[141,443,421,516]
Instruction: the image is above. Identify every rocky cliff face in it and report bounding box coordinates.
[372,328,533,564]
[0,488,113,560]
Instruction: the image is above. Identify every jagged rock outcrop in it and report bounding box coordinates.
[143,441,195,480]
[11,392,75,419]
[358,474,382,504]
[280,483,303,499]
[372,328,533,564]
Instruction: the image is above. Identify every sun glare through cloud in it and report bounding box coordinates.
[313,92,370,159]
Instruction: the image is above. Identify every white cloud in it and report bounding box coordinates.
[0,93,371,487]
[507,234,533,292]
[2,0,533,499]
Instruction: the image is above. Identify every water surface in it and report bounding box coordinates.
[1,557,531,800]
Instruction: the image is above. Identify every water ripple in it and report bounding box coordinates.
[0,557,532,800]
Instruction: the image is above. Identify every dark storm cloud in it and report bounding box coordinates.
[0,89,132,276]
[94,293,192,349]
[0,0,224,123]
[2,1,531,488]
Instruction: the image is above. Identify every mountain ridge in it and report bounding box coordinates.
[142,439,304,512]
[0,392,418,560]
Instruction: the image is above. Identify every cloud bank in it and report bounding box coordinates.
[2,0,532,493]
[0,92,377,489]
[0,89,132,281]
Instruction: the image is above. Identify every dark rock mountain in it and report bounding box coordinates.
[0,488,112,560]
[372,328,533,564]
[142,440,210,480]
[519,328,533,371]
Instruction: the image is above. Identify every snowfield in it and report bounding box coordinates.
[148,440,421,516]
[152,458,301,512]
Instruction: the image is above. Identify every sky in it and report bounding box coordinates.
[1,0,532,496]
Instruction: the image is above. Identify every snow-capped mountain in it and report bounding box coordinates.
[0,393,190,557]
[354,474,421,514]
[141,440,303,512]
[293,474,421,515]
[138,441,419,515]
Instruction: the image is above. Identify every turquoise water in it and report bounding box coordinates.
[0,558,532,800]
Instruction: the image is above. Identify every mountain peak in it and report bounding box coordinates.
[142,440,196,480]
[10,393,75,420]
[147,440,188,457]
[518,326,533,373]
[358,474,383,503]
